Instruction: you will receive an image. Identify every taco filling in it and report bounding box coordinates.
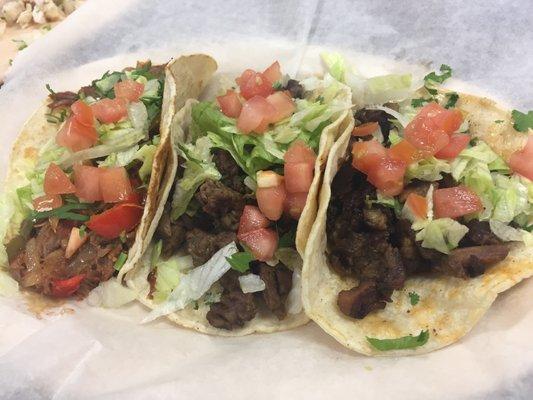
[143,61,351,330]
[327,100,532,320]
[6,61,166,298]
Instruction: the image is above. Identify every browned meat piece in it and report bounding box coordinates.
[338,281,387,319]
[284,79,305,99]
[135,61,167,79]
[257,263,293,320]
[398,180,432,203]
[206,291,257,330]
[435,245,511,278]
[393,219,428,274]
[185,228,236,266]
[147,268,157,299]
[195,180,245,231]
[78,85,98,98]
[363,206,393,231]
[156,207,186,259]
[213,150,247,193]
[439,173,456,188]
[48,91,78,109]
[355,108,394,140]
[219,269,241,291]
[463,220,502,246]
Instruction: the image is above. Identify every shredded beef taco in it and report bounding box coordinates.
[302,54,533,355]
[126,59,353,335]
[0,54,217,302]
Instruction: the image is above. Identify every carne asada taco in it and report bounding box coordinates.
[0,54,217,301]
[127,60,353,335]
[302,55,533,355]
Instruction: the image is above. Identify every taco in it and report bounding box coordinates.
[126,59,353,335]
[0,54,217,301]
[302,55,533,355]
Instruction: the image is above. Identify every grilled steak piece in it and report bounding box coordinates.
[354,108,394,140]
[213,150,247,194]
[48,91,78,109]
[398,180,433,203]
[257,263,293,320]
[195,180,245,231]
[435,244,511,278]
[393,219,428,274]
[463,220,502,246]
[156,206,186,259]
[185,228,236,266]
[284,79,305,99]
[338,281,387,319]
[206,291,257,330]
[363,206,393,231]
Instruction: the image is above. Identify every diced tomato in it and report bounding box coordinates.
[70,100,94,127]
[239,72,274,100]
[87,203,143,239]
[99,167,133,203]
[284,140,317,164]
[235,69,255,86]
[284,162,314,193]
[122,189,143,205]
[256,185,287,221]
[417,103,463,133]
[433,186,483,219]
[435,134,470,160]
[237,205,270,237]
[351,139,387,173]
[284,192,308,219]
[73,165,103,202]
[237,95,276,134]
[65,227,89,258]
[217,90,243,118]
[91,97,128,123]
[509,136,533,181]
[44,163,76,195]
[389,140,425,165]
[50,274,85,298]
[114,80,144,102]
[404,116,450,155]
[32,194,63,212]
[263,61,282,85]
[405,193,428,220]
[56,116,98,152]
[367,157,407,196]
[265,91,295,123]
[257,170,284,188]
[239,228,278,261]
[352,122,379,137]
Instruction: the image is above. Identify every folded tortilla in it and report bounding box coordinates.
[302,92,533,355]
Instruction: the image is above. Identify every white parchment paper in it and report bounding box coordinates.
[0,1,531,398]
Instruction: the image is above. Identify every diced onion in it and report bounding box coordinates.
[238,274,266,293]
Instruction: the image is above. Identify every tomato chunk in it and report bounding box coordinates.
[99,167,133,203]
[284,162,314,193]
[509,136,533,181]
[256,185,287,221]
[114,80,144,102]
[237,96,276,134]
[405,193,428,220]
[389,140,425,165]
[435,134,470,160]
[91,98,128,123]
[32,194,63,212]
[265,91,295,123]
[217,90,243,118]
[235,69,255,87]
[284,140,317,164]
[239,72,274,100]
[284,192,308,219]
[433,186,483,219]
[239,228,278,261]
[263,61,282,85]
[238,205,270,236]
[44,163,76,195]
[56,116,98,152]
[70,100,94,127]
[352,122,379,137]
[87,203,143,239]
[73,165,103,202]
[367,157,407,196]
[351,139,387,173]
[51,274,85,297]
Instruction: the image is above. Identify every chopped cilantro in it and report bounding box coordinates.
[114,252,128,271]
[494,120,504,124]
[45,83,56,95]
[8,59,13,66]
[316,95,325,104]
[79,225,87,238]
[193,301,199,310]
[45,109,68,124]
[226,250,253,273]
[424,64,453,95]
[30,202,91,222]
[12,39,28,51]
[272,81,283,90]
[367,330,429,351]
[411,97,430,108]
[511,109,533,132]
[444,92,459,109]
[41,24,52,32]
[278,229,296,248]
[408,291,420,305]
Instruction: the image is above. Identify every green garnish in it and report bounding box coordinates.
[30,203,91,222]
[79,225,87,238]
[424,64,453,95]
[494,120,504,124]
[226,250,254,273]
[151,240,163,266]
[45,83,56,95]
[193,301,199,310]
[367,330,429,351]
[408,291,420,305]
[114,252,128,271]
[41,24,52,32]
[278,229,296,248]
[411,97,430,108]
[12,39,28,51]
[8,59,13,66]
[45,109,68,124]
[511,109,533,132]
[444,92,459,109]
[272,81,283,90]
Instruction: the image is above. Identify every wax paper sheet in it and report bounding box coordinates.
[0,0,531,398]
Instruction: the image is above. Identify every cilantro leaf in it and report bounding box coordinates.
[272,81,283,90]
[12,39,28,51]
[226,250,253,273]
[408,291,420,305]
[511,109,533,132]
[411,97,430,108]
[367,330,429,351]
[424,64,453,95]
[494,120,504,124]
[444,92,459,109]
[114,252,128,271]
[30,202,91,222]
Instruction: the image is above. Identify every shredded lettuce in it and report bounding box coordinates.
[86,278,137,308]
[152,254,193,303]
[142,242,238,322]
[0,270,19,297]
[407,157,451,182]
[489,220,532,245]
[321,52,347,82]
[414,218,469,254]
[275,247,303,271]
[238,274,265,293]
[286,268,303,315]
